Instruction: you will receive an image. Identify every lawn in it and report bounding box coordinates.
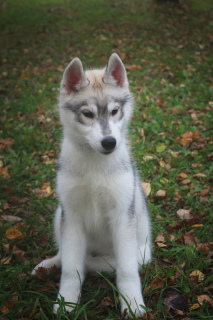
[0,0,212,319]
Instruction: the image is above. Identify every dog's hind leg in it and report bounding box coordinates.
[85,255,116,273]
[31,252,61,275]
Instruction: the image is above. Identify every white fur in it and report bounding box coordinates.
[32,54,151,318]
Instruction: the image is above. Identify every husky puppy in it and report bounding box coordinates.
[32,53,151,318]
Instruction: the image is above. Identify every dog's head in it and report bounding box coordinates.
[59,53,133,155]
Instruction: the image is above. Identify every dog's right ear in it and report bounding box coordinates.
[62,58,89,94]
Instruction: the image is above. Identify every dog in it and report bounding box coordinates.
[32,53,152,318]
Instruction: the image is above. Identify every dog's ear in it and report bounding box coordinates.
[103,53,128,87]
[62,58,89,94]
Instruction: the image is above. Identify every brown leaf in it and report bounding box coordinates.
[192,130,200,139]
[144,277,164,295]
[189,275,198,288]
[0,296,18,313]
[193,173,206,178]
[177,172,188,179]
[0,138,14,151]
[182,230,197,245]
[35,267,49,279]
[155,190,166,197]
[155,234,165,243]
[1,256,12,264]
[126,64,141,70]
[177,209,192,220]
[101,296,115,308]
[174,190,181,201]
[200,189,209,196]
[1,215,22,222]
[182,178,191,185]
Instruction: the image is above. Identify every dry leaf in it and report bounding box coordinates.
[189,303,200,311]
[141,182,151,196]
[101,296,115,308]
[1,215,22,222]
[177,209,192,220]
[155,190,166,197]
[177,172,188,179]
[189,270,204,282]
[197,295,213,308]
[144,277,164,294]
[126,64,141,70]
[1,256,12,264]
[6,227,24,240]
[155,234,165,243]
[35,266,49,279]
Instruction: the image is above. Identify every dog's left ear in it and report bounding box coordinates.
[103,53,128,87]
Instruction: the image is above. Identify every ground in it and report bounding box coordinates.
[0,0,212,319]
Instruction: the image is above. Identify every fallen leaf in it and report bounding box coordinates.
[155,234,165,243]
[0,138,14,151]
[155,190,166,197]
[174,190,181,201]
[177,209,192,220]
[0,296,18,313]
[126,64,141,70]
[141,181,151,196]
[1,215,22,222]
[193,173,206,178]
[156,145,166,153]
[182,230,197,245]
[1,256,12,264]
[189,270,204,282]
[35,267,49,279]
[143,155,154,161]
[197,295,213,308]
[182,178,191,184]
[144,277,164,294]
[192,130,200,139]
[177,172,188,179]
[6,227,24,240]
[101,296,115,308]
[189,303,200,311]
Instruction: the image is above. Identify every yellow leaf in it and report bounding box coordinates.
[191,224,203,227]
[141,182,151,197]
[156,145,166,153]
[189,303,200,311]
[6,228,24,240]
[189,270,204,282]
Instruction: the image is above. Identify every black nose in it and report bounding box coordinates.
[101,136,116,151]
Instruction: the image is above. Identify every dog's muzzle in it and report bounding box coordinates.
[101,136,116,153]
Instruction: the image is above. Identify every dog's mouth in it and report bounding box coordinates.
[101,150,115,155]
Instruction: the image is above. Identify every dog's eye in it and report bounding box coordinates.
[111,108,119,116]
[82,110,94,119]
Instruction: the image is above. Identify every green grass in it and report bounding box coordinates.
[0,0,212,319]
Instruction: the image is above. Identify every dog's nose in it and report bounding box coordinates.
[101,136,116,151]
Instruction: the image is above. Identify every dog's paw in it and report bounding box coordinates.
[53,302,75,314]
[121,298,146,319]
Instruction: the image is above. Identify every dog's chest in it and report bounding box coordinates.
[68,182,116,231]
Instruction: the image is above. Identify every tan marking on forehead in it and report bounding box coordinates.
[85,69,105,92]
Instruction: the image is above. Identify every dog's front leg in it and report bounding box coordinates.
[53,214,86,314]
[112,216,146,318]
